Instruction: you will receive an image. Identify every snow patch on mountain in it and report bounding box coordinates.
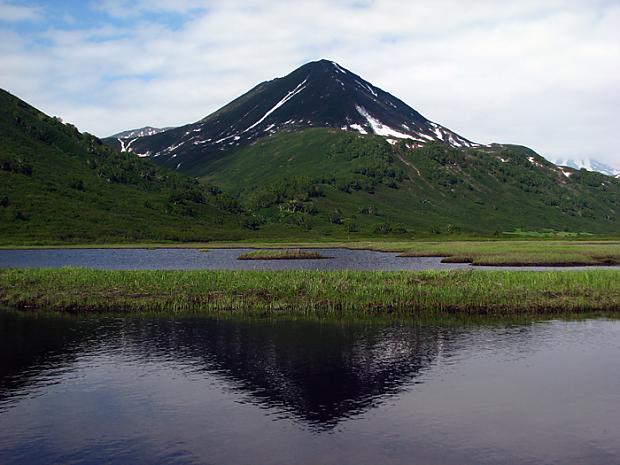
[111,126,171,140]
[349,123,367,135]
[243,78,308,133]
[355,105,414,140]
[332,61,347,74]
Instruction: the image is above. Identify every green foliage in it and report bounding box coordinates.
[198,128,620,238]
[328,208,343,224]
[0,89,248,244]
[373,222,392,234]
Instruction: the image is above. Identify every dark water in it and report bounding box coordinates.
[1,248,618,271]
[1,311,619,465]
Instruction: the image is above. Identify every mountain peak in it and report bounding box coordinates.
[108,60,479,171]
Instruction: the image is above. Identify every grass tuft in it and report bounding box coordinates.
[237,249,329,260]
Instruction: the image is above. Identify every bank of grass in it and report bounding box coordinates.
[1,268,618,315]
[201,240,620,266]
[238,249,329,260]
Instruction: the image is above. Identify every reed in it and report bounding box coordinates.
[237,249,329,260]
[1,268,618,315]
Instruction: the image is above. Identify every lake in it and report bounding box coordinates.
[1,311,619,464]
[1,248,618,271]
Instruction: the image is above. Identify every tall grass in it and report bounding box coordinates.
[1,268,618,315]
[237,249,328,260]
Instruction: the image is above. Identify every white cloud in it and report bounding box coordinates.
[1,0,619,167]
[0,1,42,22]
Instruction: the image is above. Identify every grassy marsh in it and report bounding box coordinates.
[237,249,329,260]
[1,268,618,315]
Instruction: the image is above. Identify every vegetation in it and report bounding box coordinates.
[237,249,329,260]
[0,89,246,245]
[2,88,619,244]
[198,128,620,236]
[395,240,620,266]
[1,268,618,315]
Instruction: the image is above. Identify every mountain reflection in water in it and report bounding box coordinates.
[1,311,619,465]
[0,313,443,427]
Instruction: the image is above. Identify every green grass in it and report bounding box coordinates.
[1,268,618,315]
[395,240,620,265]
[237,249,329,260]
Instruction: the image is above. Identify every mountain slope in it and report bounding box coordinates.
[0,89,244,244]
[199,128,620,235]
[105,59,477,174]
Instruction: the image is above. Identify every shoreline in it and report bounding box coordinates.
[1,268,618,315]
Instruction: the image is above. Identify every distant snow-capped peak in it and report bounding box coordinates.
[554,158,619,177]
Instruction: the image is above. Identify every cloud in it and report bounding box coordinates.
[1,0,619,167]
[0,1,42,22]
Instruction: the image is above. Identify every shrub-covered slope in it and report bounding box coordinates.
[0,89,245,244]
[198,128,620,235]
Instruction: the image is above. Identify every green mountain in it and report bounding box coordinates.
[106,60,620,236]
[197,128,620,235]
[0,89,245,245]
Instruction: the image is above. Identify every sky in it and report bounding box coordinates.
[1,0,619,167]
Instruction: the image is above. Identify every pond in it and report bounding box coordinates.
[1,248,618,271]
[1,311,619,464]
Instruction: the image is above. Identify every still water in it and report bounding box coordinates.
[1,248,618,271]
[1,311,619,464]
[0,248,467,270]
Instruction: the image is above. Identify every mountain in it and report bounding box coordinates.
[0,89,244,244]
[101,60,620,235]
[3,58,619,243]
[554,158,620,177]
[107,126,173,152]
[104,59,478,173]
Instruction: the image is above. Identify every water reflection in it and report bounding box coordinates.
[132,319,444,426]
[1,311,619,465]
[0,313,444,427]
